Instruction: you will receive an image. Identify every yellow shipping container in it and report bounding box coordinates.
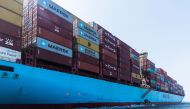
[0,7,22,27]
[15,0,23,4]
[76,36,99,52]
[0,0,23,16]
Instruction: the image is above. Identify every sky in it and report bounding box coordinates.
[53,0,190,102]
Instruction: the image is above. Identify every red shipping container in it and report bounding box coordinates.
[36,16,72,41]
[102,68,117,78]
[101,35,117,48]
[117,39,131,50]
[0,19,21,37]
[77,52,99,66]
[102,54,117,66]
[119,67,131,74]
[0,33,21,51]
[36,48,72,67]
[37,6,72,32]
[98,28,117,44]
[102,61,117,71]
[119,73,131,82]
[102,48,117,60]
[119,62,131,69]
[36,27,72,49]
[119,48,130,58]
[101,43,117,54]
[77,61,99,74]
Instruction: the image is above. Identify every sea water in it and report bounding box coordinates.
[79,103,190,109]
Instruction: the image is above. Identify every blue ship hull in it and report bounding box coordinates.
[0,60,184,106]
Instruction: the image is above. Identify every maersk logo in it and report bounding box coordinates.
[49,4,69,18]
[36,37,72,58]
[40,40,46,46]
[38,0,73,23]
[48,43,69,54]
[42,0,47,5]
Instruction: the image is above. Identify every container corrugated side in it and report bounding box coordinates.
[73,19,98,37]
[102,43,117,54]
[36,47,72,66]
[37,27,72,48]
[102,61,117,72]
[74,28,99,45]
[76,36,99,52]
[0,33,21,51]
[0,0,23,16]
[102,68,117,78]
[102,54,117,66]
[35,37,72,58]
[0,7,22,27]
[77,44,99,59]
[37,6,73,32]
[77,61,99,74]
[77,52,99,66]
[36,16,73,41]
[102,48,117,60]
[37,0,73,23]
[0,20,21,37]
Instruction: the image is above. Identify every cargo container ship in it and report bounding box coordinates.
[0,0,185,108]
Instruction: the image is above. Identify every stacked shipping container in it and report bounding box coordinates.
[140,56,156,88]
[22,0,73,71]
[73,19,100,74]
[0,0,22,63]
[117,40,131,82]
[93,24,118,79]
[130,49,141,85]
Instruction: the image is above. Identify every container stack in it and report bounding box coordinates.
[117,39,131,83]
[130,49,141,85]
[73,19,100,74]
[141,58,155,73]
[156,69,162,90]
[90,22,118,79]
[149,73,156,89]
[99,28,118,79]
[156,68,167,91]
[22,0,73,71]
[0,0,23,63]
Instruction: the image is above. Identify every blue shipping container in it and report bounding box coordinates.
[74,28,99,45]
[38,0,73,23]
[78,44,99,59]
[73,19,98,37]
[130,54,140,61]
[35,37,72,58]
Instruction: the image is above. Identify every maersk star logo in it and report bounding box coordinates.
[80,23,84,28]
[80,31,84,36]
[41,41,46,46]
[80,47,84,52]
[42,0,47,6]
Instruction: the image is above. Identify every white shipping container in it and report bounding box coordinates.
[0,46,21,62]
